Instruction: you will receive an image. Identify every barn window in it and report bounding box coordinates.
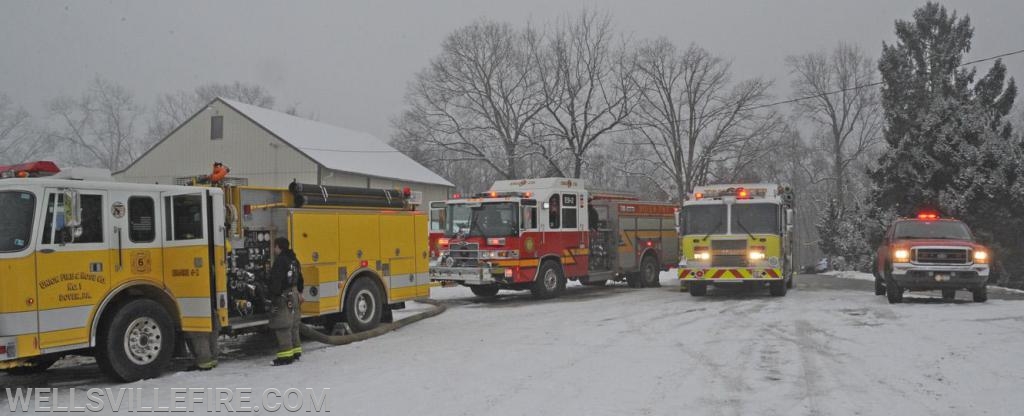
[211,115,224,140]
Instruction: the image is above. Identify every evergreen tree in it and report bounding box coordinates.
[871,2,1019,280]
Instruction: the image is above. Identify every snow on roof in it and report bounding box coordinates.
[220,98,453,187]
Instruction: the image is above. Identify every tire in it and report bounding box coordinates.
[531,261,565,299]
[3,356,60,375]
[769,280,788,297]
[637,255,661,288]
[470,284,501,297]
[344,277,384,332]
[941,289,956,301]
[95,299,175,382]
[688,282,707,297]
[972,286,988,303]
[874,278,886,296]
[885,276,903,304]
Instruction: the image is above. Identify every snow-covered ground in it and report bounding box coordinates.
[826,269,1024,295]
[4,273,1024,415]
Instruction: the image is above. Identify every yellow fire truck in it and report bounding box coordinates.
[677,184,795,296]
[0,162,430,380]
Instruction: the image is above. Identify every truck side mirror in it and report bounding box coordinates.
[62,189,84,242]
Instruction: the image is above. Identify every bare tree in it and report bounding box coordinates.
[628,39,779,202]
[531,10,638,178]
[786,43,882,213]
[394,19,546,180]
[0,93,47,164]
[149,81,277,142]
[48,77,145,171]
[195,81,275,108]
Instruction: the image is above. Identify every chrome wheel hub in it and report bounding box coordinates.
[124,317,162,366]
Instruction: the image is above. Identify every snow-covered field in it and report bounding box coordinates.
[4,273,1024,415]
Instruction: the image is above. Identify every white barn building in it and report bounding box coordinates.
[114,98,453,209]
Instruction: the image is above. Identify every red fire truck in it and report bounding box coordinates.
[429,178,679,298]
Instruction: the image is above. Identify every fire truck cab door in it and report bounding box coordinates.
[35,188,111,350]
[159,190,214,332]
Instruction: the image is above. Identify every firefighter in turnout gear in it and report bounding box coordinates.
[269,237,304,366]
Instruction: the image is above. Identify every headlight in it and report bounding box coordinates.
[974,250,989,264]
[748,251,766,261]
[694,252,711,261]
[893,249,910,262]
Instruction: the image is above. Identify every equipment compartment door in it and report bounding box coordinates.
[380,214,417,301]
[290,211,340,316]
[35,189,111,350]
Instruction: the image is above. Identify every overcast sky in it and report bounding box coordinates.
[2,0,1022,141]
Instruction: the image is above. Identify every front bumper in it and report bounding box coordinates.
[429,266,501,285]
[891,263,988,289]
[679,267,783,281]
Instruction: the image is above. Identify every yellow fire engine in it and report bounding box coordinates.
[677,184,795,296]
[0,163,430,380]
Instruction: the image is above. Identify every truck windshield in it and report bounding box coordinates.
[682,205,726,236]
[0,191,36,252]
[894,221,972,240]
[731,203,780,235]
[445,202,519,238]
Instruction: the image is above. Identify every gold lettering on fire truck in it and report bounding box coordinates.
[171,269,200,277]
[39,272,106,302]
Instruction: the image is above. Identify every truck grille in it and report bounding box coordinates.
[449,243,480,262]
[711,240,748,268]
[913,248,969,265]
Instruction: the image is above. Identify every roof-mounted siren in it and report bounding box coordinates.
[0,161,61,179]
[779,184,795,207]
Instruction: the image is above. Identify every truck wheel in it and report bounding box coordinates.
[345,278,384,332]
[688,282,707,296]
[874,277,886,296]
[470,284,500,297]
[972,286,988,303]
[95,299,175,382]
[638,255,661,288]
[531,261,565,299]
[769,280,788,297]
[941,289,956,301]
[3,356,60,375]
[885,277,903,304]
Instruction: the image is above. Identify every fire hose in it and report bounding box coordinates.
[299,299,447,345]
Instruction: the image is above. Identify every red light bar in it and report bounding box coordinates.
[694,192,703,200]
[452,193,462,199]
[917,212,939,220]
[736,188,749,199]
[0,161,60,178]
[489,191,498,198]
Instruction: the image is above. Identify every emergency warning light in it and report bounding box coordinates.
[0,161,60,179]
[736,188,750,199]
[916,211,940,220]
